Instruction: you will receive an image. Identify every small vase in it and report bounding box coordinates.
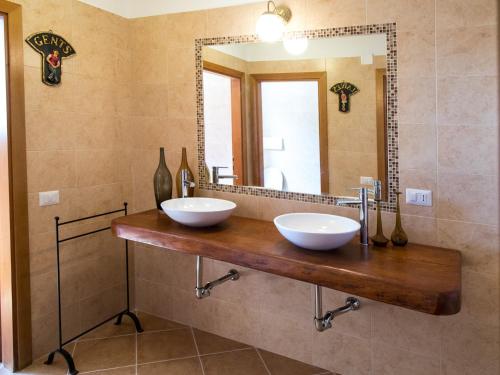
[175,147,195,198]
[371,200,389,247]
[391,192,408,246]
[153,147,172,210]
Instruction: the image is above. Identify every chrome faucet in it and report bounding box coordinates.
[337,180,382,246]
[180,170,195,198]
[212,166,238,184]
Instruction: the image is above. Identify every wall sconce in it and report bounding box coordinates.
[256,1,292,42]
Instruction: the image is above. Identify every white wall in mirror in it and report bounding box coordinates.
[210,34,387,62]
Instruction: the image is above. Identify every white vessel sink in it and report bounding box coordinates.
[274,213,360,250]
[161,197,236,227]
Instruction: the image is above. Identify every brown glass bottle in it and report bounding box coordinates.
[371,200,389,247]
[175,147,195,198]
[391,192,408,246]
[153,147,172,209]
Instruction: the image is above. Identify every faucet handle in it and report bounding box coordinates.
[351,187,375,195]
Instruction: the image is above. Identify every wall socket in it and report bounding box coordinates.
[405,188,432,207]
[39,190,60,206]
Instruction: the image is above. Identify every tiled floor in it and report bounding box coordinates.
[16,312,334,375]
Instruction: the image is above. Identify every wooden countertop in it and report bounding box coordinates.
[112,210,461,315]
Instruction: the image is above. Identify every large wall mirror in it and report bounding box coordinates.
[196,24,398,211]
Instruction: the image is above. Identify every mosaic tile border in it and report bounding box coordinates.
[195,23,398,212]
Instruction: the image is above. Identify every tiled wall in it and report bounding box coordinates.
[130,1,499,375]
[14,0,499,373]
[14,0,134,358]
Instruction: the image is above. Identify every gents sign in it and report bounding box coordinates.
[330,82,359,113]
[25,31,76,86]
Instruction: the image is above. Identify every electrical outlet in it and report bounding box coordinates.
[405,188,432,207]
[39,190,59,206]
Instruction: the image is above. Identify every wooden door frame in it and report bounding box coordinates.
[375,68,388,201]
[250,72,329,193]
[0,0,32,371]
[202,61,247,185]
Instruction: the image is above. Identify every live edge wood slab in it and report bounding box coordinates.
[112,209,461,315]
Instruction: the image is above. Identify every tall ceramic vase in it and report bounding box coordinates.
[153,147,172,210]
[175,147,195,198]
[391,192,408,246]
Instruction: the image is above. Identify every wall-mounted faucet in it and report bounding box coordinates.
[212,166,238,184]
[180,170,196,198]
[337,180,382,246]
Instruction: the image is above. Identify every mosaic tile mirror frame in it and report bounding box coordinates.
[195,23,398,212]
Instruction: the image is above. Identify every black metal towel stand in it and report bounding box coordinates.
[44,202,143,375]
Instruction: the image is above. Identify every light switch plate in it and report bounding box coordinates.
[39,190,59,206]
[405,188,432,207]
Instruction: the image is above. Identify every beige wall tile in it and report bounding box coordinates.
[437,76,498,126]
[398,30,435,78]
[372,304,441,358]
[440,317,500,374]
[371,343,440,375]
[399,125,437,171]
[398,78,436,125]
[312,330,371,375]
[437,220,499,277]
[436,0,498,29]
[305,0,366,29]
[438,125,498,175]
[366,0,435,32]
[437,173,498,225]
[437,25,498,77]
[27,150,76,193]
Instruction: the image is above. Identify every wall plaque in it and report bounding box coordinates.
[25,31,76,86]
[330,82,359,113]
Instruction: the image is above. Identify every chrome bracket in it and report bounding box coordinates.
[314,285,360,332]
[195,256,240,299]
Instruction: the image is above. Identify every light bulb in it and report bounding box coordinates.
[256,12,285,42]
[283,37,308,55]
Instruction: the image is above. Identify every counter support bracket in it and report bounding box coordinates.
[195,255,240,299]
[314,285,360,332]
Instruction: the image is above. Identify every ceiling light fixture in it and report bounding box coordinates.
[256,1,292,43]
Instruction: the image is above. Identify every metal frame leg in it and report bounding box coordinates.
[45,348,78,375]
[114,311,144,333]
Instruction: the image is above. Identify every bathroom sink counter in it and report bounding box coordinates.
[112,209,461,315]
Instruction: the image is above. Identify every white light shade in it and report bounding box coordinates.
[283,37,308,55]
[256,12,285,42]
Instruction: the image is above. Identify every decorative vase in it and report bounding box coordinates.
[391,192,408,246]
[175,147,195,198]
[153,147,172,210]
[371,200,389,247]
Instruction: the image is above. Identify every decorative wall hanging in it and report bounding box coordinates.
[25,31,76,86]
[330,81,359,113]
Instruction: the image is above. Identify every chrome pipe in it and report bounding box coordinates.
[314,285,360,332]
[195,255,239,299]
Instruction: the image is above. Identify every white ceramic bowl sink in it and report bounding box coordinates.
[161,198,236,227]
[274,213,360,250]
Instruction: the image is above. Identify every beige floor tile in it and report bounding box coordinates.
[84,365,137,374]
[138,357,203,375]
[80,317,136,340]
[193,328,249,355]
[19,344,76,375]
[201,348,269,375]
[137,329,197,364]
[72,335,136,372]
[258,349,332,375]
[137,311,187,332]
